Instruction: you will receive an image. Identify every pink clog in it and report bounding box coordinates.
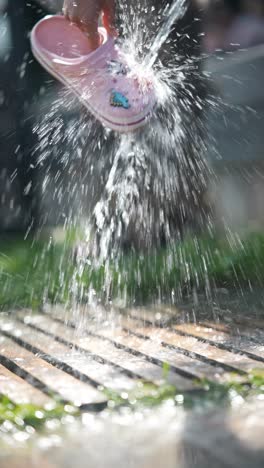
[31,15,156,132]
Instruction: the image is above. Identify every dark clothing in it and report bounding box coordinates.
[0,1,53,230]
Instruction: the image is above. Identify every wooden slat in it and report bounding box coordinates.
[1,307,262,410]
[43,308,255,377]
[50,305,264,338]
[89,326,211,380]
[202,319,264,344]
[0,363,51,406]
[128,306,185,324]
[127,310,264,370]
[38,312,202,383]
[171,323,264,365]
[195,322,264,358]
[120,320,263,375]
[120,319,246,379]
[14,317,142,389]
[1,316,140,393]
[0,325,106,406]
[17,312,195,390]
[128,306,264,339]
[123,306,177,325]
[44,307,264,373]
[105,323,251,376]
[138,324,262,372]
[44,304,174,327]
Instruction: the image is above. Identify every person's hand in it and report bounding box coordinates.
[63,0,116,50]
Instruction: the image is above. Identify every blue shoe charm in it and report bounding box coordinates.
[110,91,130,109]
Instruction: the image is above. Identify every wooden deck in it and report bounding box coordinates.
[0,306,263,468]
[0,306,263,407]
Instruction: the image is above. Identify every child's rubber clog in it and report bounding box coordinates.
[31,15,156,132]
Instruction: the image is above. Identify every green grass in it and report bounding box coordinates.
[1,230,264,308]
[1,371,263,434]
[104,371,264,410]
[0,394,79,432]
[0,237,74,309]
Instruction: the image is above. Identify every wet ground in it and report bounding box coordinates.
[1,400,264,468]
[0,302,263,468]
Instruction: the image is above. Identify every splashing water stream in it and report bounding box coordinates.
[145,0,187,68]
[31,0,213,306]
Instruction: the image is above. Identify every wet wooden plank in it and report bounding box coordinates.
[43,304,175,326]
[112,321,254,375]
[43,308,258,376]
[1,315,141,393]
[202,319,264,343]
[120,319,246,380]
[94,312,263,374]
[195,322,264,359]
[1,306,262,410]
[171,323,264,365]
[127,310,264,370]
[0,327,106,407]
[17,312,195,390]
[128,306,264,337]
[0,363,52,406]
[43,307,264,373]
[117,318,263,373]
[92,325,217,381]
[128,306,185,324]
[35,313,201,384]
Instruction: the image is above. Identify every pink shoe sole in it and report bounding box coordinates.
[31,15,156,132]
